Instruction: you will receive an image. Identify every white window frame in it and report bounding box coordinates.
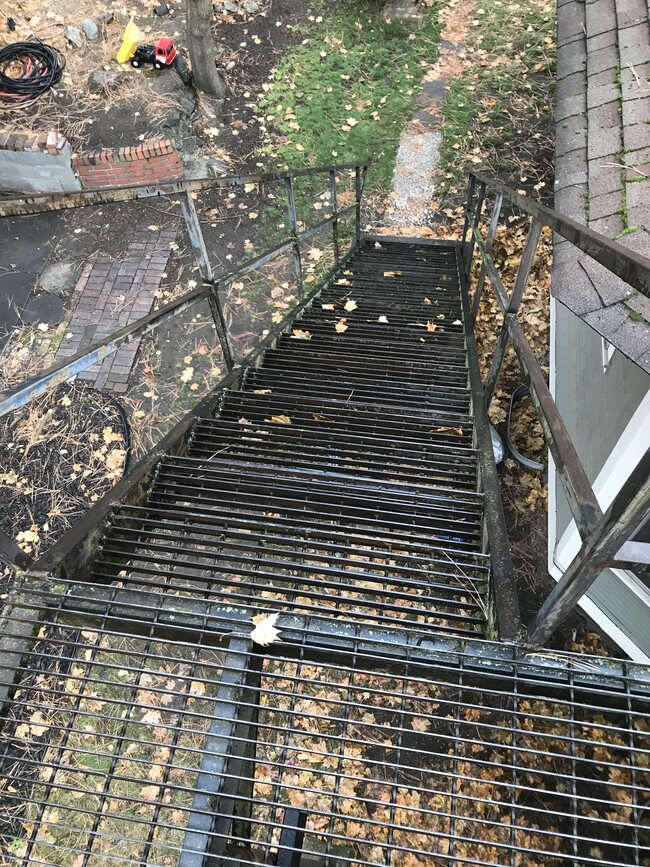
[601,337,616,371]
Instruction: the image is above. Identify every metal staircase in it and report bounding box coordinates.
[0,165,648,866]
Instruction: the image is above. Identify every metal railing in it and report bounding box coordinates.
[0,160,369,573]
[462,171,650,645]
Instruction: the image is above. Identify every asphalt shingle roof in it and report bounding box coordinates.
[553,0,650,373]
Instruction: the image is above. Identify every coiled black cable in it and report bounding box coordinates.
[0,41,65,104]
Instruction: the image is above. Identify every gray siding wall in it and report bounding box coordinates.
[552,301,650,657]
[554,302,650,539]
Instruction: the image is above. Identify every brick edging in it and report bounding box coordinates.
[71,138,184,189]
[0,131,67,155]
[73,139,177,166]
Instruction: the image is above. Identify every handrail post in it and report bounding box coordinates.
[484,218,543,406]
[471,192,503,321]
[329,169,340,267]
[461,173,476,250]
[463,180,486,279]
[206,280,234,372]
[180,191,213,283]
[529,447,650,645]
[285,176,304,299]
[355,165,365,247]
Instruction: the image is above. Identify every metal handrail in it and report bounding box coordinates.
[469,170,650,299]
[0,159,370,575]
[0,163,368,418]
[463,172,650,647]
[0,161,372,217]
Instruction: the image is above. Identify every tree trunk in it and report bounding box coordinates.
[186,0,227,99]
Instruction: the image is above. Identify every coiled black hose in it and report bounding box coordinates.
[0,41,65,104]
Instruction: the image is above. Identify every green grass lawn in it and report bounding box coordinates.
[256,0,443,194]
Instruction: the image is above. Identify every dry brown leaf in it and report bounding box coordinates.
[266,414,292,424]
[432,427,464,436]
[377,315,388,323]
[423,297,432,305]
[307,247,324,262]
[252,388,273,394]
[141,709,163,727]
[336,278,352,286]
[139,785,160,802]
[383,270,402,277]
[312,412,334,421]
[344,299,358,312]
[426,321,437,332]
[335,319,348,333]
[291,329,312,340]
[189,680,206,697]
[321,303,335,310]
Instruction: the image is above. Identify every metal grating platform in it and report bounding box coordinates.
[0,581,649,866]
[88,240,491,639]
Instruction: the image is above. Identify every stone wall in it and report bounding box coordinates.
[0,132,81,194]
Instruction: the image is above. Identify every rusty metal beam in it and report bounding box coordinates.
[0,161,372,218]
[179,191,213,283]
[471,192,503,321]
[529,447,650,645]
[483,218,543,406]
[0,285,211,419]
[470,170,650,300]
[471,219,604,539]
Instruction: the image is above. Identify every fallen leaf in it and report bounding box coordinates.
[180,367,194,383]
[250,612,281,646]
[453,319,462,325]
[305,274,315,283]
[377,315,388,323]
[312,412,334,421]
[321,303,335,310]
[147,225,160,231]
[344,299,358,312]
[141,709,163,726]
[252,388,272,394]
[423,297,432,305]
[346,117,358,127]
[383,270,402,277]
[103,426,123,444]
[308,247,323,262]
[189,681,206,697]
[266,414,291,424]
[291,329,312,340]
[335,319,348,333]
[248,211,258,220]
[426,321,437,332]
[139,785,160,802]
[336,278,351,286]
[432,427,464,436]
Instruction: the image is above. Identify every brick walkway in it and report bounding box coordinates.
[553,0,650,370]
[56,229,176,393]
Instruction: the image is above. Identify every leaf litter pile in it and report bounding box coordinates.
[1,609,647,865]
[0,383,128,566]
